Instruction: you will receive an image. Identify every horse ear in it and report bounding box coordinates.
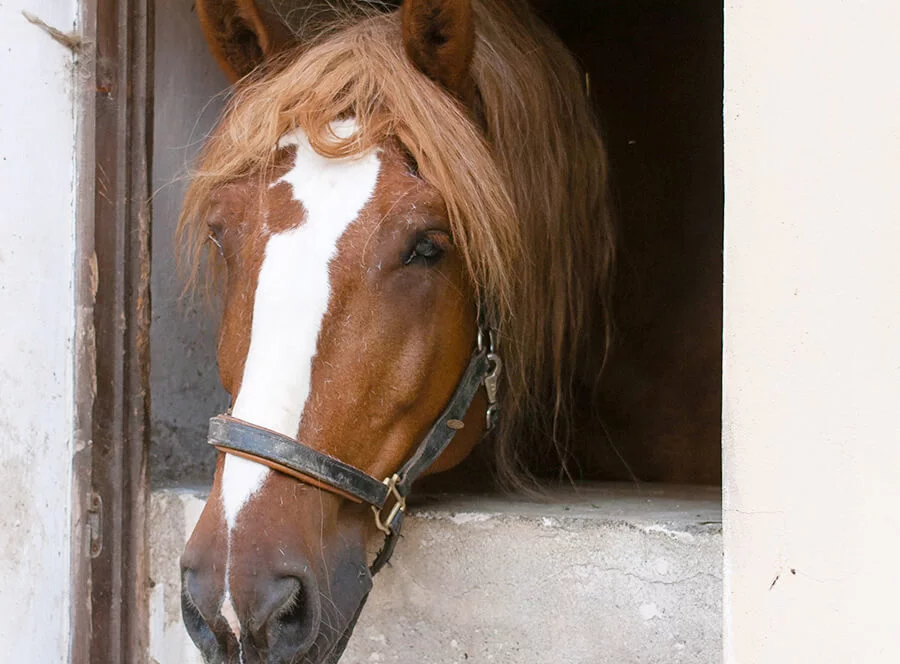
[196,0,294,82]
[402,0,474,97]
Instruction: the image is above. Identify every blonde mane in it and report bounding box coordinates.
[179,0,614,489]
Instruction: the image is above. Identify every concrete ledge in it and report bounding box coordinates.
[149,485,721,663]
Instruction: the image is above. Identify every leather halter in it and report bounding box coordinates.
[207,328,502,575]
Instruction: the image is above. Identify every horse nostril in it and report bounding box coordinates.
[261,573,322,660]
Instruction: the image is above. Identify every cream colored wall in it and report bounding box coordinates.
[724,2,900,662]
[0,0,77,659]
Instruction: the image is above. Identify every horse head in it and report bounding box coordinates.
[177,1,610,661]
[180,2,506,661]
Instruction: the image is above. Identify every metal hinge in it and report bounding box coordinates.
[87,492,103,559]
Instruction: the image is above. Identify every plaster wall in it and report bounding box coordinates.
[723,3,900,662]
[0,0,77,659]
[150,486,722,664]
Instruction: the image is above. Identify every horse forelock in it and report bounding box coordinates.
[178,0,614,489]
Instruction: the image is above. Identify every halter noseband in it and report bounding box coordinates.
[207,327,502,575]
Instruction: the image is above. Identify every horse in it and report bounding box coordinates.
[176,0,720,661]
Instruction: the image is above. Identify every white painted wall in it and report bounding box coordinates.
[0,0,77,660]
[724,2,900,662]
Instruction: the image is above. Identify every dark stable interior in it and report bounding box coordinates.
[149,0,724,490]
[424,1,724,491]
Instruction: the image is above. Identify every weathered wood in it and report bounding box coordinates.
[87,0,154,659]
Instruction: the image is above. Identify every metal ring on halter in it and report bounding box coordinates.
[477,326,500,354]
[372,474,406,535]
[485,404,500,431]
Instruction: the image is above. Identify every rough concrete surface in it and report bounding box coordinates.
[150,0,230,486]
[150,485,721,663]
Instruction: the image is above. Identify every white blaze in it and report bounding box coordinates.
[221,120,381,525]
[216,121,381,638]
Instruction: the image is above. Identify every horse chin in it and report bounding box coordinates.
[301,551,373,664]
[319,593,370,664]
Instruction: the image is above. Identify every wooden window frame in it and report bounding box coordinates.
[72,0,154,660]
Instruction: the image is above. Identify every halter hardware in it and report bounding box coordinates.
[479,328,502,430]
[207,325,502,575]
[372,474,406,535]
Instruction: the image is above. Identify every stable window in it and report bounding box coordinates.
[147,2,724,662]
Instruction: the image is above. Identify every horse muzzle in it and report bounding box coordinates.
[181,543,372,664]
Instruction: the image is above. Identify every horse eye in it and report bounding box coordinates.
[404,235,444,266]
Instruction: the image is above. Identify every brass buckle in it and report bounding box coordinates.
[372,473,406,535]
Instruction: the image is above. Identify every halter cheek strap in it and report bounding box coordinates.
[206,329,502,575]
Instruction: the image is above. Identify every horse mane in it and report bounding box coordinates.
[179,0,614,490]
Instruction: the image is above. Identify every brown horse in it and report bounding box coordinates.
[177,0,718,662]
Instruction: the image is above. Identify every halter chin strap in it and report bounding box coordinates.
[207,328,502,575]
